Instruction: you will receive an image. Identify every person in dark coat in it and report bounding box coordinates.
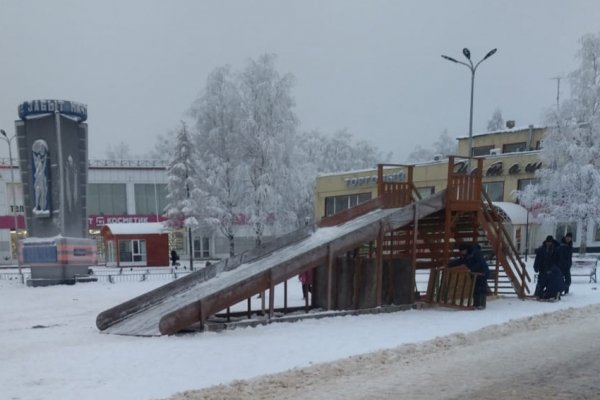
[448,242,490,309]
[170,249,179,266]
[558,232,573,295]
[533,235,563,300]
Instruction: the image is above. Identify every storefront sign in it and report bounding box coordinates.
[344,171,405,187]
[452,162,481,175]
[18,99,88,122]
[88,214,166,229]
[486,162,503,176]
[507,161,542,175]
[454,160,542,177]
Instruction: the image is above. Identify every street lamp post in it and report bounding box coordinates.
[441,48,497,169]
[1,129,22,280]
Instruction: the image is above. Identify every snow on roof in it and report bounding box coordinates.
[104,222,167,235]
[456,125,546,139]
[492,202,533,225]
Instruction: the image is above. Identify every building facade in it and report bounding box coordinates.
[0,159,251,265]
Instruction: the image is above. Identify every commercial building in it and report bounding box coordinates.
[0,159,225,265]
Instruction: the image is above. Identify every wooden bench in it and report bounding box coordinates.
[571,258,597,283]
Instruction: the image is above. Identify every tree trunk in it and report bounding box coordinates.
[229,235,235,257]
[580,218,588,255]
[188,226,194,271]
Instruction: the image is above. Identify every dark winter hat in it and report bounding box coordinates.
[458,242,471,251]
[565,232,573,238]
[544,235,554,243]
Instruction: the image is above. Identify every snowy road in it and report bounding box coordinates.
[168,304,600,399]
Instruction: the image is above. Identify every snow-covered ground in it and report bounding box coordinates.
[0,260,598,400]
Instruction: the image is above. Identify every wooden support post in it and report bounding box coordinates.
[226,307,231,322]
[411,203,419,302]
[376,221,384,307]
[284,279,288,313]
[305,285,310,312]
[268,282,275,319]
[197,304,204,332]
[495,221,501,295]
[327,244,334,310]
[354,257,361,309]
[247,297,251,319]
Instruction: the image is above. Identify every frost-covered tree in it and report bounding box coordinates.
[105,141,134,160]
[164,122,206,269]
[146,132,176,161]
[518,33,600,253]
[238,54,299,245]
[292,129,388,226]
[407,129,457,163]
[487,108,504,131]
[189,66,246,256]
[298,129,387,173]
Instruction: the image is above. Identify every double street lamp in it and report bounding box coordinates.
[0,129,22,280]
[441,47,497,167]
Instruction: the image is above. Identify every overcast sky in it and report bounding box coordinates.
[1,0,599,161]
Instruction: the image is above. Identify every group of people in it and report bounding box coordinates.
[533,233,573,301]
[447,232,574,308]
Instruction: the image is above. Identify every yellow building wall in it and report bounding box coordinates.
[457,126,545,156]
[315,153,543,222]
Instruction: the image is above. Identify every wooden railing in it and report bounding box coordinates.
[478,192,530,298]
[426,266,478,309]
[377,164,420,208]
[319,197,384,227]
[446,156,483,211]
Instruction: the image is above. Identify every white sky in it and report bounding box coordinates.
[1,259,599,399]
[1,1,600,160]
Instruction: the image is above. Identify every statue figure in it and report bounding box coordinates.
[32,139,49,215]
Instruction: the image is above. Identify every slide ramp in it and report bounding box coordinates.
[97,191,446,336]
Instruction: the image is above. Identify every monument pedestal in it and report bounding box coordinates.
[21,236,97,287]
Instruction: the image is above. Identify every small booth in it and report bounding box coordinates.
[101,223,169,267]
[492,202,538,254]
[21,236,98,286]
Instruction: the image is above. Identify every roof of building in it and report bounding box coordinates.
[457,125,546,140]
[492,202,533,225]
[102,222,168,235]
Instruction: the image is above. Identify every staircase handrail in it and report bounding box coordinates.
[479,191,530,296]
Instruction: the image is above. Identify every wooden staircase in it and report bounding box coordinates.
[375,157,530,305]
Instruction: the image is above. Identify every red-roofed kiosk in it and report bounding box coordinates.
[101,223,169,267]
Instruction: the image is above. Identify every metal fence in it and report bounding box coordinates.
[0,267,190,284]
[91,268,190,283]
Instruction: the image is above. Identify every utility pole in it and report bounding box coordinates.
[551,76,562,114]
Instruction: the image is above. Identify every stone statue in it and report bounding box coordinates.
[32,139,49,215]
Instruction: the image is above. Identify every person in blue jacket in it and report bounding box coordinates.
[449,242,490,309]
[533,235,564,300]
[558,232,573,295]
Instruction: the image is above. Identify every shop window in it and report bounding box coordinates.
[135,183,168,215]
[502,142,527,153]
[324,192,372,217]
[517,178,539,191]
[472,145,494,157]
[483,181,504,202]
[118,239,147,262]
[88,183,127,214]
[193,236,211,259]
[556,223,577,242]
[594,224,600,242]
